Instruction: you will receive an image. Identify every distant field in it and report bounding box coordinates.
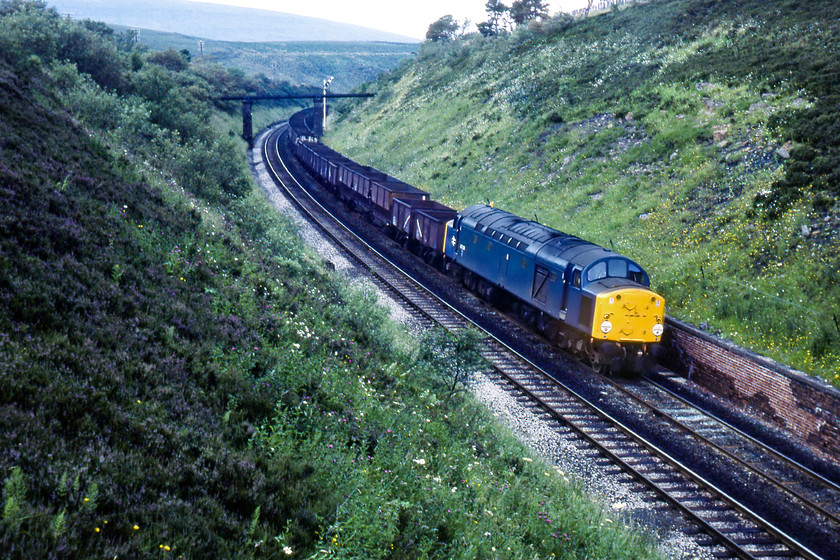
[114,26,416,90]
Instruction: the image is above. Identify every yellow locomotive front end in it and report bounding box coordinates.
[591,288,665,345]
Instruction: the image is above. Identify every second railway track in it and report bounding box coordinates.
[257,121,839,560]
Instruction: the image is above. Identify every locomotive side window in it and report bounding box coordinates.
[627,263,647,284]
[571,269,581,288]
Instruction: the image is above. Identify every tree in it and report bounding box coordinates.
[80,18,114,39]
[476,21,494,37]
[419,328,486,396]
[57,25,125,90]
[478,0,509,37]
[510,0,548,25]
[147,47,189,72]
[425,15,459,42]
[115,28,139,52]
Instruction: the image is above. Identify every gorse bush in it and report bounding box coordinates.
[330,0,840,384]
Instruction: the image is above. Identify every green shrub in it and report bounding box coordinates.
[173,138,251,200]
[418,327,486,395]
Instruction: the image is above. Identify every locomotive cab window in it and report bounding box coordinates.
[608,259,627,279]
[585,259,649,285]
[586,261,607,282]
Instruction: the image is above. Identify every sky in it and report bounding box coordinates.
[185,0,591,40]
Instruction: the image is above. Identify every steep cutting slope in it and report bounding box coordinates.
[328,0,840,383]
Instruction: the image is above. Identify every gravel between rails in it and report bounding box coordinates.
[251,131,714,560]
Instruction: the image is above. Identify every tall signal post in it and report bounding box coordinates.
[322,76,334,134]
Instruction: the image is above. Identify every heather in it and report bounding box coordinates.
[0,2,660,559]
[329,0,840,385]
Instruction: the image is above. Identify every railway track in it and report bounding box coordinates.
[625,374,840,524]
[258,122,836,560]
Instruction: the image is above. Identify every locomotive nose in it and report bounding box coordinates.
[592,289,664,343]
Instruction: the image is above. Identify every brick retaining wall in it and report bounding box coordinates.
[664,317,840,460]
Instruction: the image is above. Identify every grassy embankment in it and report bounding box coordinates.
[1,3,662,558]
[328,0,840,386]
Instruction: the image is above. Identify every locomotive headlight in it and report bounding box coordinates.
[652,323,664,337]
[600,320,613,334]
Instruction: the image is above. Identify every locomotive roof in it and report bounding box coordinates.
[459,204,630,269]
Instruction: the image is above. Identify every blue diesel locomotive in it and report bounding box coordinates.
[444,204,664,373]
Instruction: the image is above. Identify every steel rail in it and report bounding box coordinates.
[593,372,840,532]
[643,375,840,505]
